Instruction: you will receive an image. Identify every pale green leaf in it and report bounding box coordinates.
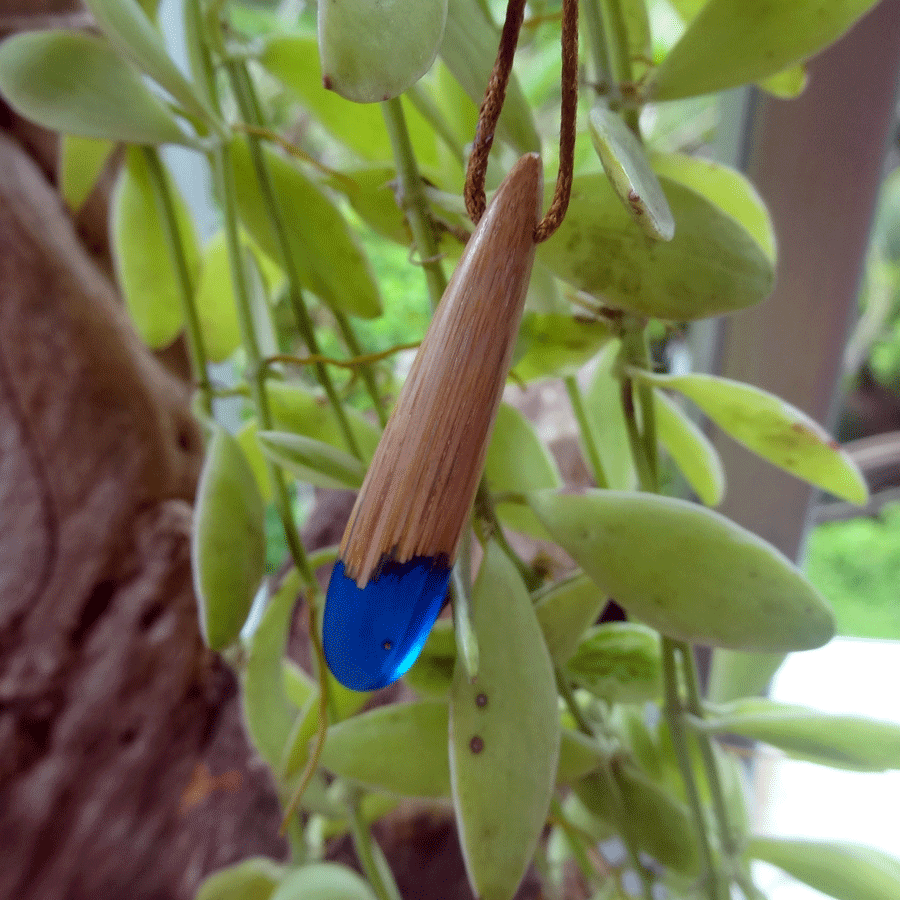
[703,697,900,771]
[654,389,725,507]
[589,105,674,241]
[59,136,114,211]
[259,34,441,171]
[321,700,451,797]
[512,312,613,382]
[267,381,382,463]
[450,542,560,900]
[0,31,190,145]
[567,623,662,704]
[534,573,606,665]
[318,0,448,102]
[236,420,273,505]
[651,152,776,263]
[242,568,300,770]
[573,765,700,874]
[748,836,900,900]
[258,431,366,490]
[539,173,773,321]
[484,403,561,538]
[192,426,266,651]
[440,0,541,153]
[84,0,219,132]
[758,64,808,98]
[584,341,636,492]
[403,618,456,697]
[269,863,378,900]
[112,147,199,348]
[231,139,382,319]
[529,489,836,652]
[634,371,869,504]
[196,857,284,900]
[652,0,882,100]
[194,231,243,362]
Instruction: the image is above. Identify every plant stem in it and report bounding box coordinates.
[564,375,609,489]
[555,668,654,900]
[677,640,740,862]
[226,59,362,460]
[661,637,722,900]
[332,310,388,427]
[141,147,212,414]
[381,97,448,307]
[346,789,403,900]
[581,0,614,93]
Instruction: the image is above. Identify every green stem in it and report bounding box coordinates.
[381,97,448,307]
[141,147,212,414]
[555,668,654,900]
[677,640,740,862]
[619,327,658,492]
[226,59,362,461]
[346,790,403,900]
[581,0,614,92]
[662,637,722,900]
[451,529,480,679]
[333,310,388,427]
[564,376,609,489]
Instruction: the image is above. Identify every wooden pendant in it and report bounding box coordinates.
[323,153,543,691]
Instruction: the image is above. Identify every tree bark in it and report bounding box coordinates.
[0,130,287,900]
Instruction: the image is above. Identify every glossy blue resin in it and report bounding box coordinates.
[323,556,451,692]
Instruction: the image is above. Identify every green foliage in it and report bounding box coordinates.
[3,2,888,899]
[806,505,900,639]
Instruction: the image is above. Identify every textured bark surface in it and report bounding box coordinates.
[0,131,288,900]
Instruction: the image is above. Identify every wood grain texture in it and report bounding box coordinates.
[341,153,543,584]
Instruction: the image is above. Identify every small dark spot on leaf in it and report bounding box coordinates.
[627,189,639,202]
[382,640,393,651]
[323,75,333,90]
[469,735,484,754]
[475,693,487,708]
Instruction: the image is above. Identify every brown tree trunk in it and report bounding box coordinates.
[0,125,287,899]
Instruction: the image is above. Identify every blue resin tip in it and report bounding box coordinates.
[323,556,451,692]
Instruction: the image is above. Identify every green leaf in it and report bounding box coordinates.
[192,426,266,651]
[512,313,613,382]
[620,0,653,81]
[258,431,366,490]
[706,648,786,704]
[529,489,836,652]
[267,381,382,463]
[484,403,561,538]
[324,166,409,244]
[194,230,243,362]
[259,35,440,170]
[242,568,300,770]
[450,542,560,900]
[758,64,808,98]
[654,389,725,507]
[439,0,541,154]
[634,371,869,504]
[652,0,882,100]
[573,765,700,874]
[588,106,674,241]
[557,730,602,783]
[236,420,273,505]
[539,173,773,321]
[269,863,378,900]
[651,152,776,263]
[318,0,447,102]
[112,147,199,348]
[748,836,900,900]
[0,31,190,145]
[584,341,635,492]
[404,618,456,697]
[702,697,900,771]
[196,857,284,900]
[321,699,451,797]
[567,623,662,704]
[83,0,219,132]
[534,573,606,665]
[59,136,114,211]
[231,139,382,319]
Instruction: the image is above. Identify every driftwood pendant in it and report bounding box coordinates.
[323,154,543,691]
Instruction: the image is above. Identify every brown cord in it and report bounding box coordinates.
[464,0,528,225]
[464,0,579,244]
